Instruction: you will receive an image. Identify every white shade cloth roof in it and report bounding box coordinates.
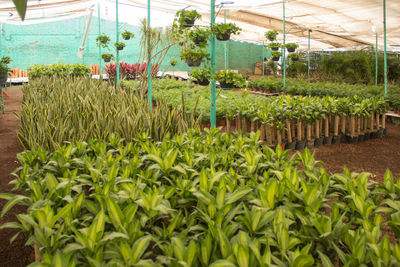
[0,0,399,51]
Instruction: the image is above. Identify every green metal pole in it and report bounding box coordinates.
[282,0,286,91]
[148,0,152,110]
[98,3,102,79]
[307,29,310,82]
[210,0,216,127]
[262,41,265,77]
[1,86,3,114]
[224,10,227,69]
[375,32,378,85]
[383,0,387,95]
[116,0,120,85]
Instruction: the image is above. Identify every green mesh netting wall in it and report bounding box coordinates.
[0,16,264,72]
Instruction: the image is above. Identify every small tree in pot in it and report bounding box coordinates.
[191,68,211,86]
[102,53,114,63]
[176,9,202,28]
[211,23,241,41]
[96,35,111,48]
[189,28,210,47]
[265,30,278,41]
[114,42,126,51]
[180,48,209,67]
[215,69,245,89]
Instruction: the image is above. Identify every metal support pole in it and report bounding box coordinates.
[148,0,152,109]
[307,29,311,82]
[383,0,387,95]
[375,32,378,85]
[98,3,102,79]
[115,0,120,85]
[262,41,265,77]
[210,0,216,127]
[282,0,286,91]
[224,10,228,69]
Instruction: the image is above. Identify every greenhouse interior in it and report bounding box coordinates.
[0,0,400,266]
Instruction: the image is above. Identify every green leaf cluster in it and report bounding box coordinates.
[27,63,91,79]
[215,69,246,88]
[191,68,211,83]
[265,30,278,41]
[211,23,241,40]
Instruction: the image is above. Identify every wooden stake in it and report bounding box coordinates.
[382,114,386,129]
[286,120,292,143]
[350,116,355,137]
[357,117,361,135]
[315,120,320,138]
[370,111,375,132]
[250,120,255,132]
[334,115,339,136]
[277,131,282,144]
[297,121,302,141]
[307,124,312,141]
[376,113,380,129]
[324,118,329,137]
[341,116,346,135]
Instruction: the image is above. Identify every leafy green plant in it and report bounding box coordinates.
[0,56,11,65]
[180,48,209,66]
[284,43,299,52]
[170,59,178,66]
[27,63,91,79]
[114,41,126,50]
[96,35,111,48]
[271,51,282,61]
[189,28,210,47]
[215,69,245,88]
[121,30,134,40]
[176,9,201,27]
[211,23,241,41]
[102,53,114,62]
[268,42,281,51]
[191,68,211,85]
[265,30,278,41]
[288,53,300,62]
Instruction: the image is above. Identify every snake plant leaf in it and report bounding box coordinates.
[12,0,27,20]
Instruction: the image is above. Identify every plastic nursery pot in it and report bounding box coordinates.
[117,46,124,51]
[358,134,365,142]
[216,33,231,41]
[323,135,333,145]
[314,137,324,147]
[291,58,299,62]
[220,82,234,90]
[186,58,202,67]
[295,140,306,150]
[287,47,296,53]
[377,128,384,138]
[364,132,370,141]
[217,119,226,127]
[200,123,211,131]
[286,141,296,150]
[272,56,280,61]
[183,18,195,27]
[383,128,388,136]
[198,80,210,86]
[346,135,358,144]
[306,139,315,149]
[123,36,131,40]
[0,74,7,86]
[103,58,111,63]
[271,46,279,51]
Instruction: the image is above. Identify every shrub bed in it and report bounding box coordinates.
[28,63,91,79]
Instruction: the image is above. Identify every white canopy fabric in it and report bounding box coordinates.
[0,0,399,51]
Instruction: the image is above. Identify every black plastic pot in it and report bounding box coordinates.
[194,38,207,46]
[358,134,365,142]
[271,46,279,51]
[216,33,231,41]
[291,57,299,62]
[287,47,296,53]
[267,37,275,42]
[332,135,341,144]
[286,141,296,150]
[123,36,131,40]
[186,58,202,67]
[383,128,388,136]
[315,137,324,147]
[103,58,111,63]
[183,18,195,27]
[371,131,378,139]
[0,74,7,86]
[220,82,234,89]
[346,135,358,144]
[272,56,280,62]
[323,135,333,145]
[306,139,315,149]
[116,46,124,51]
[295,140,306,150]
[364,132,370,141]
[377,128,384,138]
[198,80,210,86]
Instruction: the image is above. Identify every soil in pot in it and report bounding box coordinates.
[198,80,210,86]
[272,56,280,61]
[346,135,359,144]
[315,137,324,147]
[216,33,231,41]
[295,140,306,150]
[332,135,341,144]
[306,139,315,149]
[323,135,333,145]
[186,58,202,67]
[286,141,296,150]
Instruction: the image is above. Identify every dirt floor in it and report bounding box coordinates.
[0,85,399,265]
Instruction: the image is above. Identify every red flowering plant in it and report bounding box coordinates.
[105,62,160,81]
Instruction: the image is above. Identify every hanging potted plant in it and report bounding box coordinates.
[176,9,202,28]
[170,59,178,67]
[191,68,211,86]
[0,56,11,86]
[215,69,245,89]
[285,43,299,53]
[288,53,300,62]
[211,23,241,41]
[268,42,281,51]
[271,51,282,61]
[189,28,210,47]
[265,30,278,41]
[121,30,134,40]
[96,35,111,48]
[180,48,208,67]
[102,53,114,63]
[114,42,126,51]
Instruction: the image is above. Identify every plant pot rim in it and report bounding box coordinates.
[287,47,296,52]
[117,46,124,50]
[104,58,111,62]
[186,58,202,67]
[123,36,131,40]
